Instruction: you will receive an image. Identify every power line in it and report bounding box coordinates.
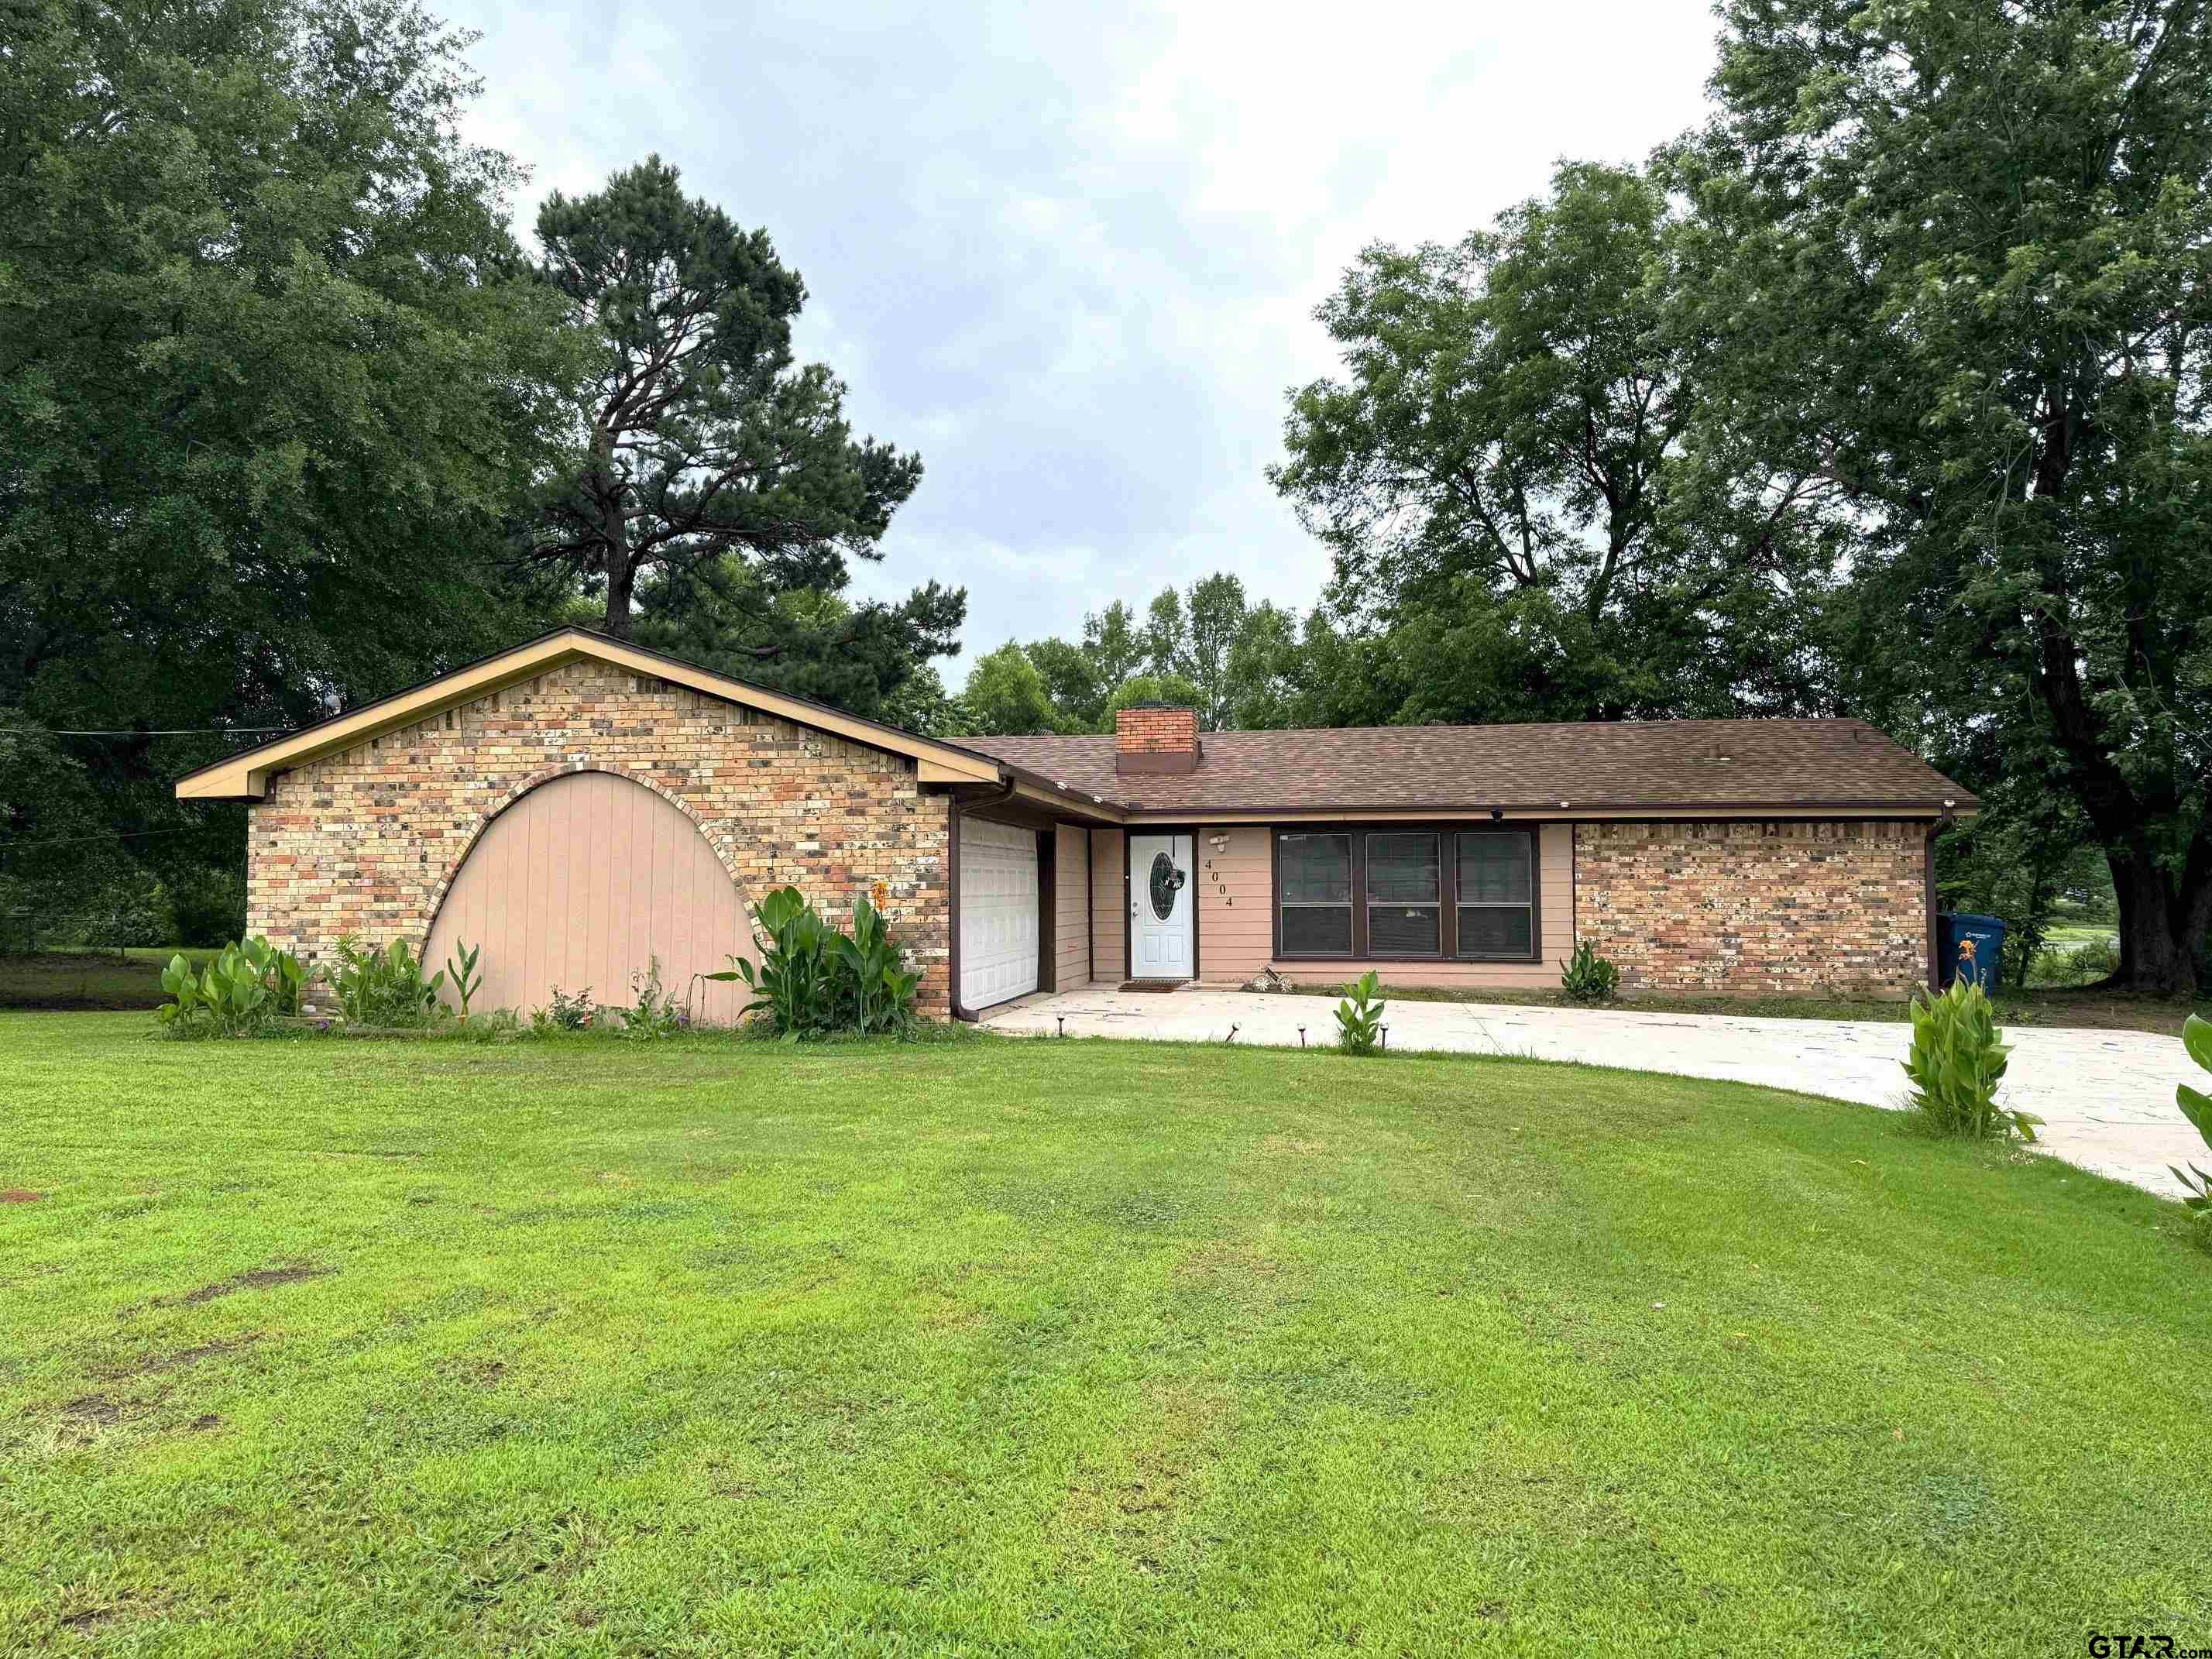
[1,826,215,853]
[2,726,293,737]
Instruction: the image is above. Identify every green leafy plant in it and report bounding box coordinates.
[532,987,597,1032]
[1901,978,2043,1142]
[1334,970,1386,1056]
[832,892,922,1035]
[708,887,924,1039]
[1559,940,1621,1005]
[2169,1015,2212,1235]
[156,936,308,1036]
[445,941,483,1020]
[616,957,688,1040]
[710,887,833,1040]
[331,935,447,1027]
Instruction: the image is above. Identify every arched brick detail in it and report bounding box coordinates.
[242,657,953,1014]
[417,759,741,957]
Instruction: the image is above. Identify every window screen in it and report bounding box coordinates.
[1278,833,1352,955]
[1367,832,1440,955]
[1456,832,1534,958]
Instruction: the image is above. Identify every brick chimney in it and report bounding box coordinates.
[1115,703,1201,774]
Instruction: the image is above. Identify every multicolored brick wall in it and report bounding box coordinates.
[245,658,953,1014]
[1573,820,1929,996]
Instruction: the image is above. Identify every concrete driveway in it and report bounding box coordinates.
[984,986,2204,1200]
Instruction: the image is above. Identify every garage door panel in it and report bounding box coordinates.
[960,819,1039,1009]
[424,771,754,1024]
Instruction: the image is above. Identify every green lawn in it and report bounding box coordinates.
[4,1015,2208,1656]
[0,949,214,1013]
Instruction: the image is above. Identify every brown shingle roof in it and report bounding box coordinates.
[963,719,1972,816]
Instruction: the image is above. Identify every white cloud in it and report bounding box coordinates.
[441,0,1720,670]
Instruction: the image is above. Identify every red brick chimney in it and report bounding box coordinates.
[1115,703,1201,774]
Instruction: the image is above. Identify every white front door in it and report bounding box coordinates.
[1128,833,1194,980]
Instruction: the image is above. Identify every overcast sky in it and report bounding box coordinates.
[442,1,1723,675]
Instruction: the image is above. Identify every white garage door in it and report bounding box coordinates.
[960,818,1039,1009]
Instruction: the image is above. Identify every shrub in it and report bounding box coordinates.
[2027,934,2121,987]
[331,935,446,1027]
[1900,978,2044,1142]
[533,986,598,1032]
[2169,1014,2212,1239]
[167,867,246,946]
[709,887,922,1039]
[78,871,172,950]
[1334,970,1386,1056]
[1559,940,1621,1005]
[538,988,596,1031]
[616,957,689,1039]
[156,936,307,1036]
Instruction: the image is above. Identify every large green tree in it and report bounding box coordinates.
[1273,161,1845,726]
[632,557,963,721]
[520,157,926,644]
[952,642,1067,737]
[1139,574,1256,729]
[0,0,576,939]
[1665,0,2212,992]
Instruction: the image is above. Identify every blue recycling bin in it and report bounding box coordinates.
[1938,912,2008,992]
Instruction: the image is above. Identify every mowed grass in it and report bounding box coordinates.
[3,1017,2208,1656]
[0,950,213,1013]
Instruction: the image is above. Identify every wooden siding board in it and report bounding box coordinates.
[1055,823,1091,990]
[1091,830,1125,984]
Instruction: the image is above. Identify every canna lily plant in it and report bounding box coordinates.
[2170,1015,2212,1221]
[1901,977,2042,1142]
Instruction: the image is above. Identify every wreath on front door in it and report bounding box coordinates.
[1147,852,1187,922]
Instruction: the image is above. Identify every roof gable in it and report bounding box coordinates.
[174,629,1006,801]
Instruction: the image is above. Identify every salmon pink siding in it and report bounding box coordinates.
[1054,823,1091,990]
[1090,830,1125,982]
[1195,823,1571,990]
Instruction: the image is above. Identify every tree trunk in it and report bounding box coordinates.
[602,548,634,639]
[2106,836,2207,998]
[589,430,633,638]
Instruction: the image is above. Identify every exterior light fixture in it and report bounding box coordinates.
[1298,1025,1307,1046]
[1489,807,1504,821]
[1380,1023,1389,1050]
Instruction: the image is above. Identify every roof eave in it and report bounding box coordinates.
[173,627,1010,800]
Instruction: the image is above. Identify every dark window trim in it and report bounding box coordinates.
[1271,823,1542,963]
[1275,829,1357,960]
[1451,827,1540,963]
[1362,829,1444,961]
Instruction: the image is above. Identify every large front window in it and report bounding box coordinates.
[1273,826,1538,960]
[1277,833,1353,955]
[1455,832,1534,959]
[1365,832,1440,956]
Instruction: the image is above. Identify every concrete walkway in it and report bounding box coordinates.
[984,986,2203,1200]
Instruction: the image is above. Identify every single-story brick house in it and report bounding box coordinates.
[176,627,1976,1019]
